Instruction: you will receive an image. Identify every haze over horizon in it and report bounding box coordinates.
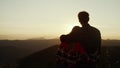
[0,0,120,40]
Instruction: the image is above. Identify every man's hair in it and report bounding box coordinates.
[78,11,89,23]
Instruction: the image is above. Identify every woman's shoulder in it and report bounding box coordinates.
[72,26,81,31]
[73,26,81,29]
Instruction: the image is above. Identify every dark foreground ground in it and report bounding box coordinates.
[18,45,120,68]
[0,40,120,68]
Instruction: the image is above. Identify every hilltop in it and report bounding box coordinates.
[19,45,58,68]
[0,39,120,68]
[18,40,120,68]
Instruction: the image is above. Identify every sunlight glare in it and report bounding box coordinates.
[66,24,77,33]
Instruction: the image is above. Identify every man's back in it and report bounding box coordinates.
[60,24,101,55]
[60,25,101,68]
[78,24,101,55]
[57,11,101,68]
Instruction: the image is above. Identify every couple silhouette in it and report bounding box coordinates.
[56,11,101,68]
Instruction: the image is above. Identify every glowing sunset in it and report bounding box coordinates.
[0,0,120,40]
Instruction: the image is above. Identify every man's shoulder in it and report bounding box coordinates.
[90,26,100,32]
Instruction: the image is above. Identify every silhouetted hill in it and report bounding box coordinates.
[0,45,31,64]
[0,39,59,67]
[0,39,120,68]
[19,45,58,68]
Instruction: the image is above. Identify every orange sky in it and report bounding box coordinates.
[0,0,120,40]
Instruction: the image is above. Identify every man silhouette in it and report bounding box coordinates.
[59,11,101,68]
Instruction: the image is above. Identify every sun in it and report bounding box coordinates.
[66,24,78,32]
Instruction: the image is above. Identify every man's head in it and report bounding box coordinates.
[78,11,89,25]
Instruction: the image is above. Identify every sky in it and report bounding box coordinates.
[0,0,120,40]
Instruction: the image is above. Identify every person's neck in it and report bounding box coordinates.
[82,23,89,27]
